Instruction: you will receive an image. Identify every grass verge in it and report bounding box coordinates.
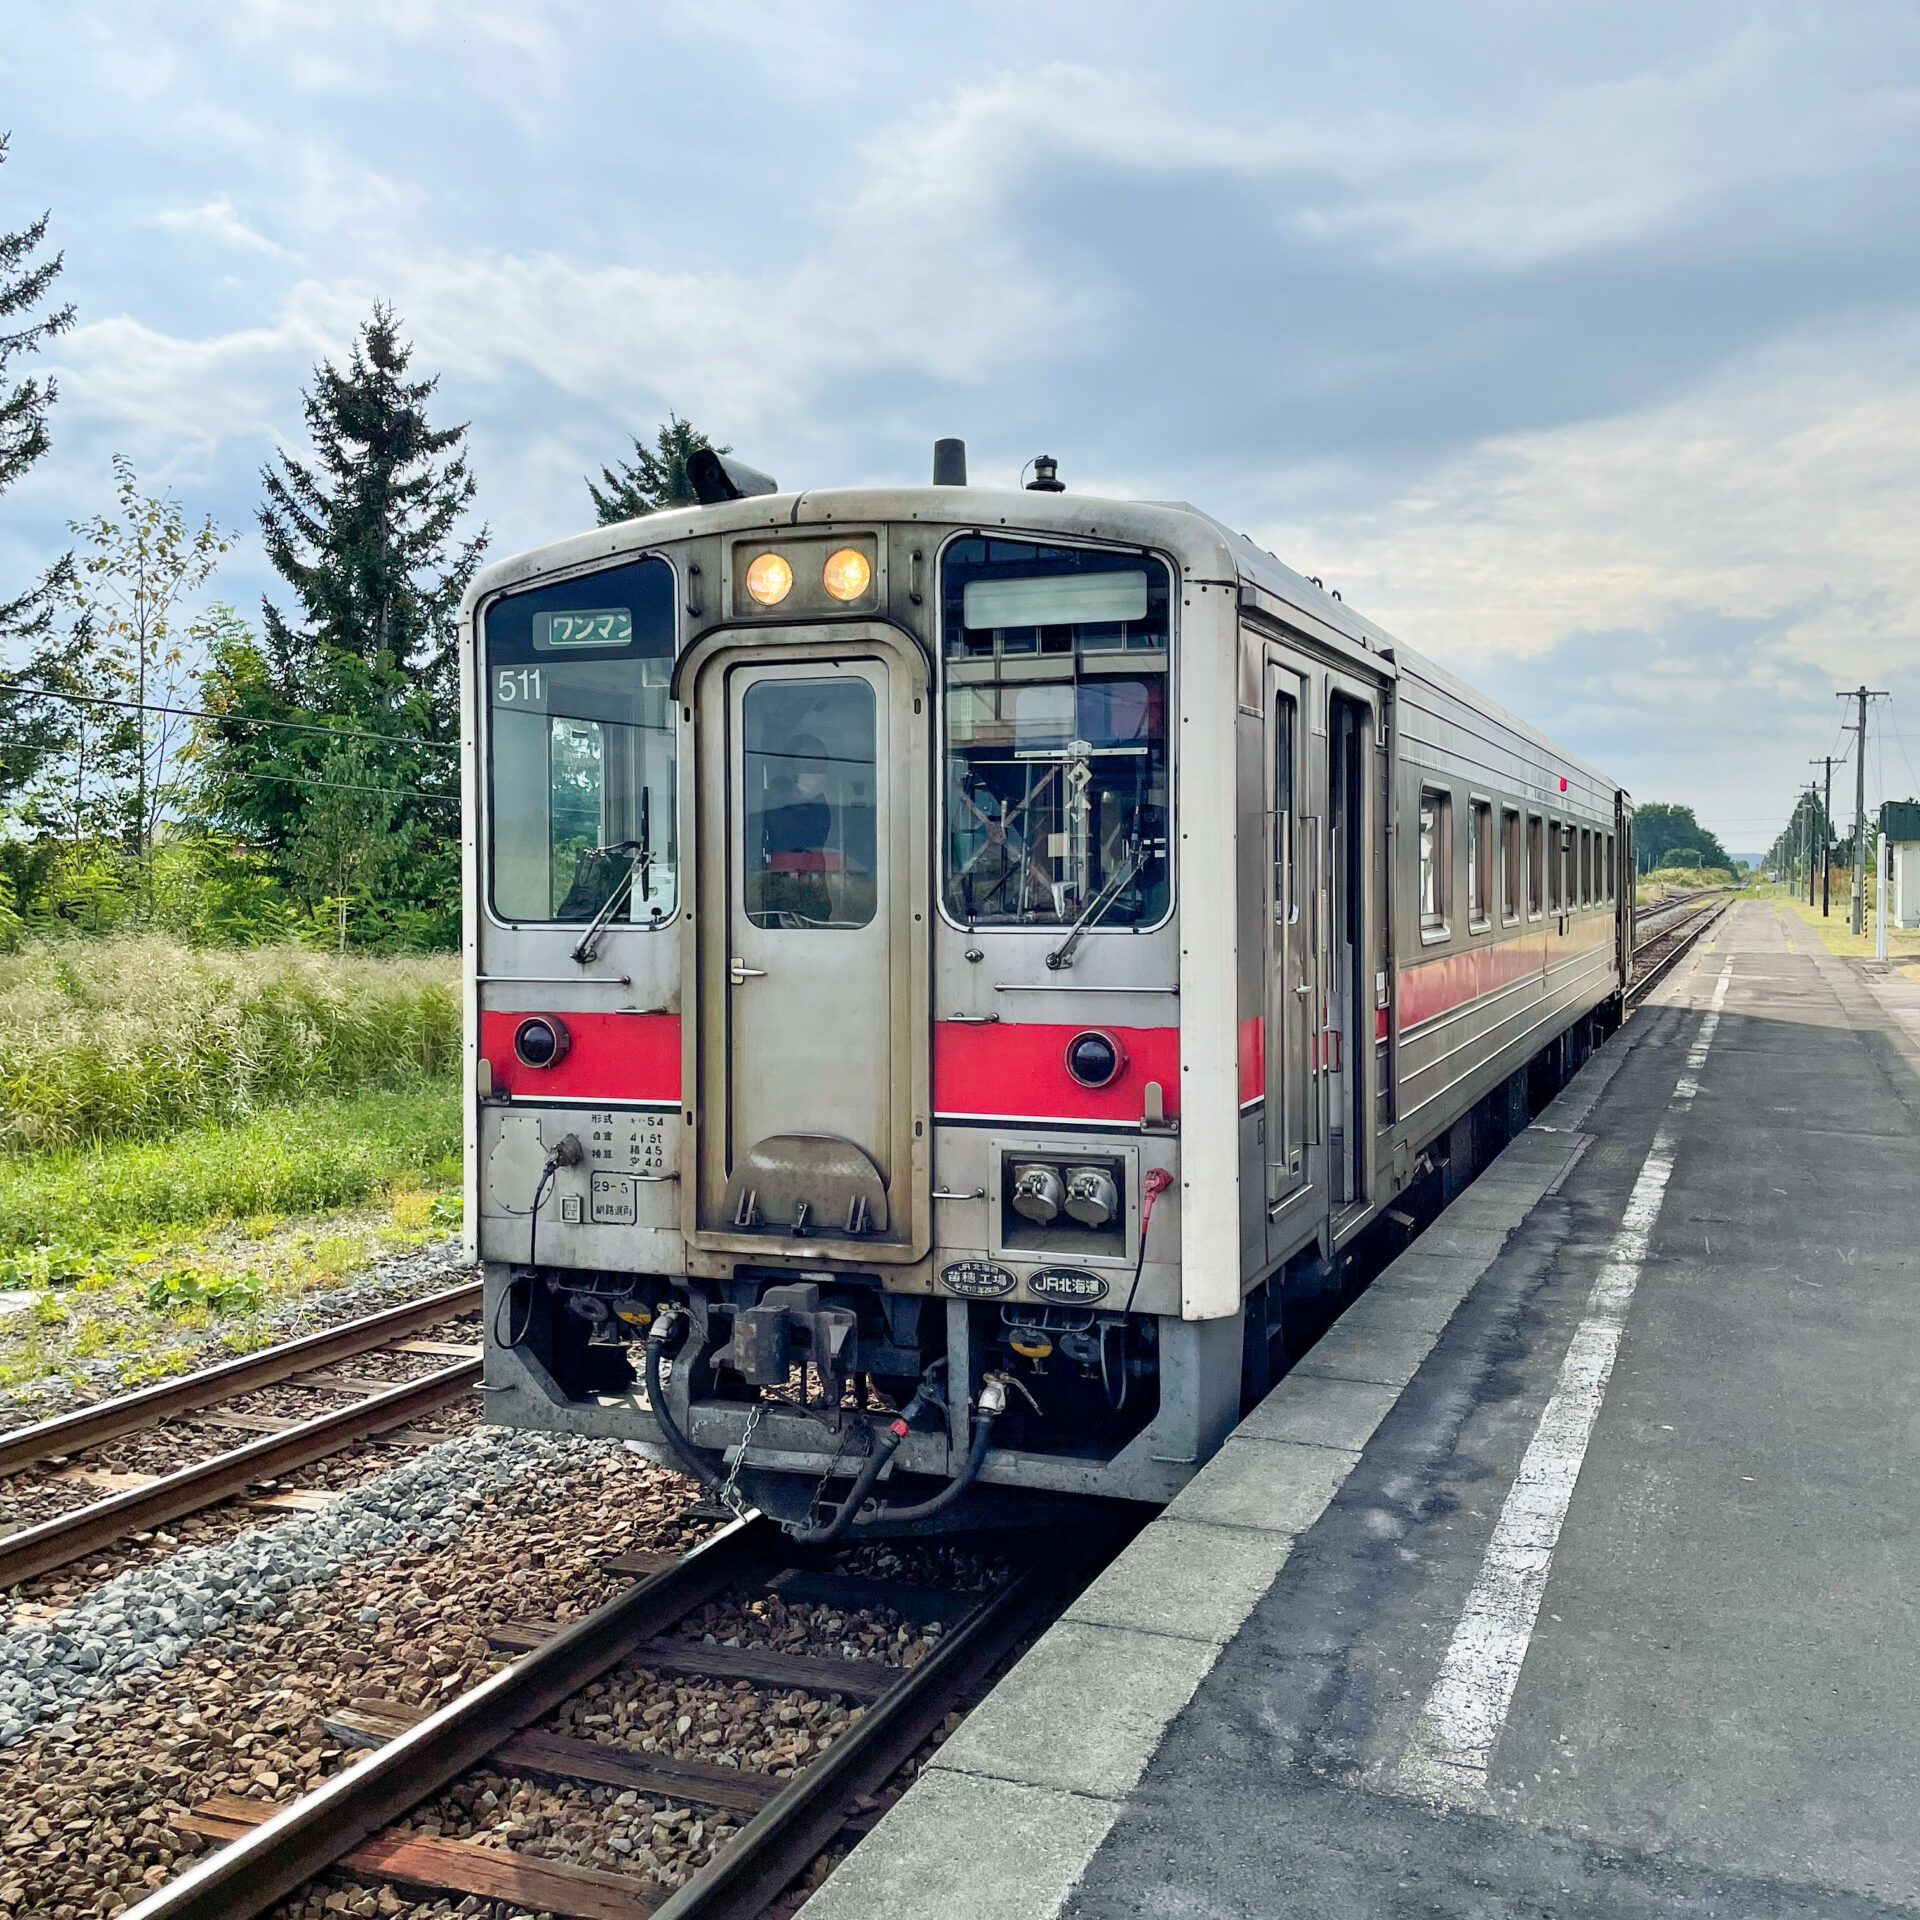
[0,1081,463,1400]
[0,1080,460,1252]
[1769,891,1920,962]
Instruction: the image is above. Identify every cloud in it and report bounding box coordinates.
[149,196,288,258]
[1258,315,1920,679]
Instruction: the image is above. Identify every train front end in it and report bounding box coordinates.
[462,478,1247,1536]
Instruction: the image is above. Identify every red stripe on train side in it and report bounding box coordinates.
[934,1021,1180,1122]
[1397,916,1616,1031]
[480,1010,682,1103]
[1238,1016,1263,1104]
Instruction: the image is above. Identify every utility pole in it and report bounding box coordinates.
[1839,687,1890,935]
[1811,755,1837,915]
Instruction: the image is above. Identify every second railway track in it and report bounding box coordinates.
[0,1281,482,1591]
[1628,887,1732,1007]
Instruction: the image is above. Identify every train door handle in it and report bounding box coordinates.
[729,958,767,985]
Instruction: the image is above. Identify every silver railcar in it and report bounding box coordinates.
[463,451,1630,1536]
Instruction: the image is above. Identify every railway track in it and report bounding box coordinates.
[0,1281,481,1590]
[1628,888,1731,1008]
[119,1513,1111,1920]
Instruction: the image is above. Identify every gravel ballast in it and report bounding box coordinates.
[0,1239,473,1432]
[0,1437,707,1919]
[0,1426,616,1747]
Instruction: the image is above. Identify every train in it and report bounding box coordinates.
[462,441,1631,1538]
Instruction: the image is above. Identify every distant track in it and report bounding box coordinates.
[1628,889,1731,1008]
[0,1281,480,1588]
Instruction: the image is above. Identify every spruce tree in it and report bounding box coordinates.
[196,305,486,946]
[0,133,83,808]
[586,414,726,523]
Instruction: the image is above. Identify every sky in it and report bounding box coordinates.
[6,2,1920,856]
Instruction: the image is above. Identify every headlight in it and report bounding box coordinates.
[822,547,872,601]
[513,1015,571,1069]
[745,552,794,606]
[1064,1029,1126,1089]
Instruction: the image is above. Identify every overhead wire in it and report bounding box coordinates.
[0,678,455,751]
[0,677,458,804]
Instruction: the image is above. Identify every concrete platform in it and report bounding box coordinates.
[810,902,1920,1920]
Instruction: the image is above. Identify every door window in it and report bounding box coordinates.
[741,677,878,930]
[1272,690,1297,923]
[1419,789,1451,939]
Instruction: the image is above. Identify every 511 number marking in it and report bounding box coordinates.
[496,668,543,703]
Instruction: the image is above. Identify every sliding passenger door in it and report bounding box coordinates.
[1264,652,1319,1244]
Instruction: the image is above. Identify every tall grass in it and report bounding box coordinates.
[0,1083,462,1251]
[0,936,458,1153]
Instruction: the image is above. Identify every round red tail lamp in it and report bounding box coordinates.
[513,1015,571,1070]
[1064,1028,1127,1089]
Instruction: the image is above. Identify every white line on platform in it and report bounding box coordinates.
[1393,958,1734,1806]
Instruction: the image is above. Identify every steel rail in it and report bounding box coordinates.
[649,1549,1086,1920]
[116,1516,777,1920]
[0,1358,480,1587]
[0,1280,480,1475]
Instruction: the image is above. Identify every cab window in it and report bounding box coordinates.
[941,538,1171,930]
[486,556,677,924]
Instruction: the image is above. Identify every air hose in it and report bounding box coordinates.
[643,1316,1002,1543]
[860,1376,1007,1527]
[643,1314,732,1496]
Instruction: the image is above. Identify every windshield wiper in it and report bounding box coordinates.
[571,842,652,970]
[1045,840,1145,972]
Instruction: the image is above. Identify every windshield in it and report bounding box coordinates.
[485,556,678,924]
[940,537,1171,929]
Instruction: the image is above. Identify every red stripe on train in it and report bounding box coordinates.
[1397,917,1615,1030]
[480,1010,682,1103]
[934,1021,1181,1121]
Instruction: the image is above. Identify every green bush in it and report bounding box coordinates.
[0,1082,461,1250]
[0,935,457,1152]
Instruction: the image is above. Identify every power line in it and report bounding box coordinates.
[227,768,457,806]
[0,679,455,752]
[1883,694,1920,796]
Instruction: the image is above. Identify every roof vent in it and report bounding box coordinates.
[1025,454,1064,492]
[932,438,967,486]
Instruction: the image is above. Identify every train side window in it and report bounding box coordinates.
[1419,789,1451,940]
[1527,814,1543,918]
[1272,691,1297,923]
[1501,809,1521,924]
[1607,833,1616,900]
[1468,799,1492,932]
[1579,828,1591,906]
[1547,818,1561,911]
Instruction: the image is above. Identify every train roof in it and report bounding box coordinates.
[464,484,1625,801]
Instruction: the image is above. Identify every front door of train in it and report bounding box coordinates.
[685,630,931,1262]
[1264,653,1316,1240]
